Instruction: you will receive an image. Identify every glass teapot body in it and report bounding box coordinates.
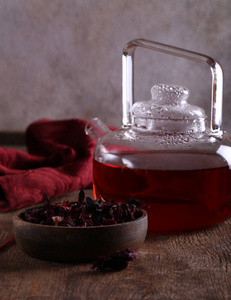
[86,39,231,233]
[91,122,231,233]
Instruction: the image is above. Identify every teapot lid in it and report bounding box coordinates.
[132,84,206,134]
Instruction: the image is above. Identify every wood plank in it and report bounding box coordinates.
[0,132,25,146]
[1,190,231,299]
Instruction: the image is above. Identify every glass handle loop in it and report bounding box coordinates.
[122,39,223,136]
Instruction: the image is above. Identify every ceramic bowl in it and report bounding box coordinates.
[13,208,147,262]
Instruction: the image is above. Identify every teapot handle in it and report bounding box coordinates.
[122,39,223,136]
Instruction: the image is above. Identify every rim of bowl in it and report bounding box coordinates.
[13,207,147,230]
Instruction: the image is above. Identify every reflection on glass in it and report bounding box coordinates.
[216,145,231,169]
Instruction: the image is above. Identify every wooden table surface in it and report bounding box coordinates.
[1,188,231,300]
[0,138,231,299]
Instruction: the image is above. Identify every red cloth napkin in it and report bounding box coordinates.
[0,119,96,212]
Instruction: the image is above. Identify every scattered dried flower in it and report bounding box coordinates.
[92,248,138,271]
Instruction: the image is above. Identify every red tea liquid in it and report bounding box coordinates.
[93,152,231,234]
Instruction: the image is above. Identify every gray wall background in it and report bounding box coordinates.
[0,0,230,132]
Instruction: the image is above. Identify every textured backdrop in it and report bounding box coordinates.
[0,0,230,132]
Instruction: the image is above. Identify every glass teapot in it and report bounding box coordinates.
[85,39,231,234]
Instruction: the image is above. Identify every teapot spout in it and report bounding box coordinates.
[85,118,110,142]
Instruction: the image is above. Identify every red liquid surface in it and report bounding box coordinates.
[93,152,231,234]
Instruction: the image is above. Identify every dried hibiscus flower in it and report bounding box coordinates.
[19,191,144,227]
[92,248,138,271]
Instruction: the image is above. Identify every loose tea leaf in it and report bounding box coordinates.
[19,191,144,227]
[92,248,138,271]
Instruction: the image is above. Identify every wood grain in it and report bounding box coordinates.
[1,189,231,299]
